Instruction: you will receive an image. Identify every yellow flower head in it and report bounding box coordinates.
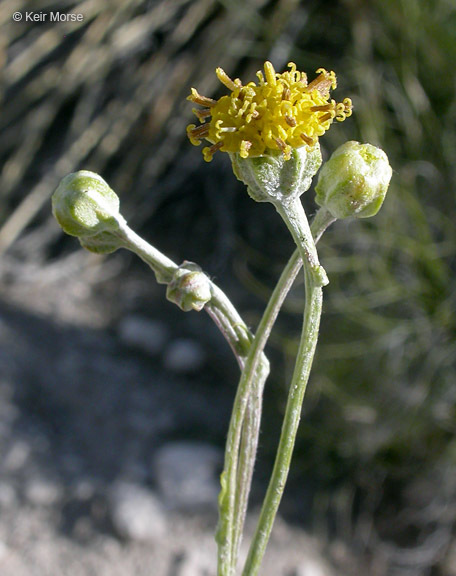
[187,61,352,162]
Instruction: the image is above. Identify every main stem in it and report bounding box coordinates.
[227,247,306,574]
[242,198,325,576]
[230,208,335,567]
[227,208,335,575]
[216,302,273,576]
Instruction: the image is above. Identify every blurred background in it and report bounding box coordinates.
[0,0,455,575]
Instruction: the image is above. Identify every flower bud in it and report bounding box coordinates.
[52,171,125,238]
[230,144,322,204]
[315,141,392,219]
[166,262,212,312]
[78,232,124,254]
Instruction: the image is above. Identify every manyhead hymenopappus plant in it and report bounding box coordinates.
[52,62,392,576]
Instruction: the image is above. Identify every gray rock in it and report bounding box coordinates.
[0,483,16,508]
[162,338,206,373]
[0,540,7,561]
[118,315,169,356]
[109,481,167,542]
[4,440,30,472]
[71,477,97,501]
[153,442,221,511]
[24,476,63,507]
[175,534,216,576]
[295,558,335,576]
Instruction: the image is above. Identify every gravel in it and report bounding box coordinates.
[109,481,167,542]
[153,441,222,512]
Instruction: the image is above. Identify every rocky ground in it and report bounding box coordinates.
[0,253,350,576]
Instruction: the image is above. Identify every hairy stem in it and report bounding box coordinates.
[227,208,335,574]
[242,200,328,576]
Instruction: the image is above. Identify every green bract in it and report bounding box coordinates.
[230,144,322,204]
[315,141,392,219]
[52,171,124,238]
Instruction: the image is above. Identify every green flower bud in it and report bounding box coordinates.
[79,232,124,254]
[166,262,212,312]
[52,171,125,238]
[230,144,322,204]
[315,141,392,219]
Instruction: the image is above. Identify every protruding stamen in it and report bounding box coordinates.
[187,88,217,107]
[307,69,337,97]
[203,142,223,162]
[285,115,297,127]
[274,137,287,152]
[300,133,315,146]
[309,103,334,112]
[190,123,210,139]
[282,87,291,101]
[186,124,201,146]
[193,108,212,122]
[317,67,337,89]
[319,112,334,123]
[216,68,242,91]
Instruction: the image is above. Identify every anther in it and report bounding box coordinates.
[187,88,217,107]
[309,104,333,112]
[216,68,242,91]
[300,133,315,146]
[307,69,336,97]
[274,137,287,152]
[285,115,297,127]
[319,112,334,123]
[193,108,212,122]
[190,123,210,139]
[282,87,291,101]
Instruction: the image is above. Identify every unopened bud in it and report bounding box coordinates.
[315,141,392,219]
[230,144,322,204]
[52,171,125,240]
[166,262,212,312]
[78,232,124,254]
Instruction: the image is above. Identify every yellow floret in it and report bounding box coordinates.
[187,61,352,162]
